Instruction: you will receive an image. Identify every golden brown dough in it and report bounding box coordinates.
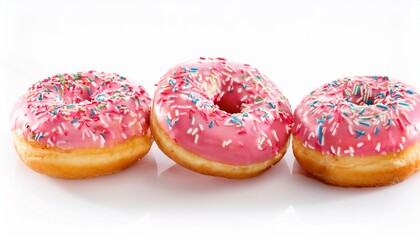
[292,137,420,187]
[13,133,152,179]
[151,109,289,179]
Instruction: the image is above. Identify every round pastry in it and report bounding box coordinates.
[151,57,293,178]
[11,71,152,179]
[292,76,420,187]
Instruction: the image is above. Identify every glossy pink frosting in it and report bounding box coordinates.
[11,71,151,149]
[293,76,420,156]
[153,57,293,166]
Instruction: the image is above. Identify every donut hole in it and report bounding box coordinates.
[214,93,243,114]
[347,95,375,106]
[58,90,92,105]
[64,95,91,104]
[344,82,388,106]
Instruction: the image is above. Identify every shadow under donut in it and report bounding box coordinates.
[148,152,293,227]
[12,151,159,225]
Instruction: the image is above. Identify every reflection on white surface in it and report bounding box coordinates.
[3,131,420,239]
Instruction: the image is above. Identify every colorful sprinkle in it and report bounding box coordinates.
[317,125,323,145]
[374,126,380,135]
[406,89,414,94]
[71,118,80,124]
[359,121,371,127]
[398,102,412,107]
[230,115,244,126]
[376,104,389,110]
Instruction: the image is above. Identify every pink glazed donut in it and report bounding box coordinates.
[151,57,293,178]
[292,76,420,187]
[11,71,152,179]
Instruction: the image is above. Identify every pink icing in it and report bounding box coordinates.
[153,57,293,166]
[11,71,151,149]
[293,76,420,156]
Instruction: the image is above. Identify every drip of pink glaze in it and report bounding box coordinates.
[11,71,151,149]
[293,76,420,156]
[153,57,293,166]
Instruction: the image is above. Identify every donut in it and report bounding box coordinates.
[292,76,420,187]
[10,71,152,179]
[151,57,293,178]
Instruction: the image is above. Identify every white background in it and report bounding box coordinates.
[1,0,420,239]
